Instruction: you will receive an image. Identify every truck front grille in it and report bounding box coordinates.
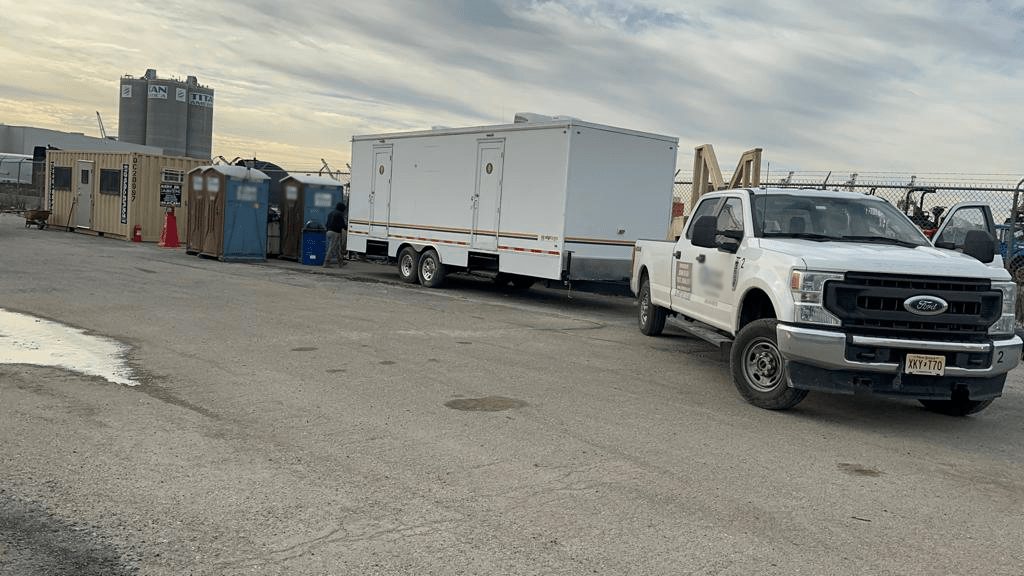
[824,272,1000,342]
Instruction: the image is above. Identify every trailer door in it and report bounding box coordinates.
[369,146,392,238]
[472,140,504,251]
[75,160,94,229]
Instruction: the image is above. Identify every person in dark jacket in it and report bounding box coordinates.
[323,201,347,267]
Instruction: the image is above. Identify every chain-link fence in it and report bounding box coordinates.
[674,172,1024,223]
[673,172,1024,262]
[0,159,45,211]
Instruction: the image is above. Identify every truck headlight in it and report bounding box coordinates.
[790,270,844,326]
[989,281,1017,337]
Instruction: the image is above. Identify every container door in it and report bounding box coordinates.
[203,173,223,256]
[75,160,94,229]
[369,146,392,238]
[472,140,504,251]
[281,181,302,259]
[188,171,204,251]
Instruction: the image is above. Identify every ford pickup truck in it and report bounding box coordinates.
[631,187,1022,415]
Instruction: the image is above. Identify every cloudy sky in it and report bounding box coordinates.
[1,0,1022,178]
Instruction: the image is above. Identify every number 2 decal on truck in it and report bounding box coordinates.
[732,257,745,291]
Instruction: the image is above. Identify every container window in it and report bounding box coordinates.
[52,166,72,190]
[162,168,184,183]
[99,169,121,195]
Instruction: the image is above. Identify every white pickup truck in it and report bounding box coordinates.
[631,187,1022,415]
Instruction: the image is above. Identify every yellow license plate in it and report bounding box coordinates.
[905,353,946,376]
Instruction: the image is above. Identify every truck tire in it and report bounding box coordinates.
[638,279,667,336]
[418,249,446,288]
[730,319,808,410]
[398,247,420,284]
[919,398,994,416]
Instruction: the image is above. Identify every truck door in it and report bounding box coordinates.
[75,160,94,229]
[677,195,743,329]
[472,140,504,251]
[369,146,392,239]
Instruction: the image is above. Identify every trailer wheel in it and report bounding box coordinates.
[919,397,994,416]
[398,247,420,284]
[418,249,446,288]
[730,319,808,410]
[638,279,666,336]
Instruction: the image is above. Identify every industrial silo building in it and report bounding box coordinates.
[117,73,149,145]
[186,76,214,159]
[117,69,214,160]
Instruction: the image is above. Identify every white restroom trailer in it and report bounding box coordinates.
[347,114,678,288]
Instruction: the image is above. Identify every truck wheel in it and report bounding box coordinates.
[398,247,420,284]
[730,319,808,410]
[919,398,994,416]
[638,279,667,336]
[418,249,446,288]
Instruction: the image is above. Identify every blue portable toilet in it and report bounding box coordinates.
[187,165,270,262]
[278,174,345,261]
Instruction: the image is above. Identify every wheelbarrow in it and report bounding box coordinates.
[24,209,51,230]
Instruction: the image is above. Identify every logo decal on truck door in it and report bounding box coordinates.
[675,262,692,293]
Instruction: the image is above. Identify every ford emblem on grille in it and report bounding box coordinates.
[904,295,948,316]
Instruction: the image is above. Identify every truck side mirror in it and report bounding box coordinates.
[691,215,717,248]
[962,229,995,264]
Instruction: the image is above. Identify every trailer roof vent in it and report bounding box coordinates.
[514,112,555,123]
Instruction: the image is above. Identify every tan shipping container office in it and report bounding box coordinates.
[45,151,204,242]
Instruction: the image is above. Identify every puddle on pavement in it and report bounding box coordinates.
[445,396,528,412]
[0,309,137,386]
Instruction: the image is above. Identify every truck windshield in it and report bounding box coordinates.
[752,194,930,247]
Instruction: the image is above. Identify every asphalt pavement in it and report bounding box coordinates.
[2,212,1023,576]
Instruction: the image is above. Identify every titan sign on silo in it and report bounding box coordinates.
[117,69,214,160]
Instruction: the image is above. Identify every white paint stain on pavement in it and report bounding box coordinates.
[0,309,137,386]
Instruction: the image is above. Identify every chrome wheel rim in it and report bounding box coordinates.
[743,337,784,392]
[400,253,414,278]
[639,289,651,326]
[421,256,436,282]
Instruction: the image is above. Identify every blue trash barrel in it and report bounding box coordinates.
[301,220,326,265]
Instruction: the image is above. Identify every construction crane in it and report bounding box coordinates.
[95,111,107,139]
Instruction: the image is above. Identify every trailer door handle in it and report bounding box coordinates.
[673,251,681,259]
[696,254,706,263]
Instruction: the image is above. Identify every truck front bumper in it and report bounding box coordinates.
[776,324,1022,400]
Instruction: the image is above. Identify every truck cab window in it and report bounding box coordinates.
[685,198,720,240]
[716,197,744,242]
[934,206,987,248]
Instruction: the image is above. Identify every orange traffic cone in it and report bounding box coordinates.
[158,208,179,248]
